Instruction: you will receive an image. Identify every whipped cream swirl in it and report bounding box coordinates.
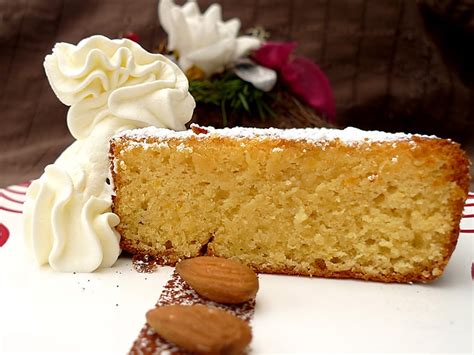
[24,35,195,272]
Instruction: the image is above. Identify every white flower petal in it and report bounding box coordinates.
[158,0,259,76]
[203,3,223,24]
[158,0,174,33]
[168,7,194,51]
[222,18,241,38]
[186,38,235,75]
[182,0,200,17]
[233,36,262,60]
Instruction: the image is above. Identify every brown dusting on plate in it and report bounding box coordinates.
[132,255,159,273]
[129,270,256,354]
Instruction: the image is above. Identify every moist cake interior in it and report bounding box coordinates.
[111,127,469,282]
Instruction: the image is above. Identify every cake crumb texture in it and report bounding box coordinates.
[111,128,469,283]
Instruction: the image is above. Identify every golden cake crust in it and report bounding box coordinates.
[110,127,470,283]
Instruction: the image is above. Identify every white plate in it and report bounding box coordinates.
[1,184,473,354]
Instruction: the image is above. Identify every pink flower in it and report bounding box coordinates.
[252,42,297,70]
[123,31,140,43]
[253,42,336,122]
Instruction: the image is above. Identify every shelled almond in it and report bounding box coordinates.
[146,304,252,354]
[176,256,259,304]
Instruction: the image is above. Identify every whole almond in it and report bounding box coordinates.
[146,304,252,354]
[176,256,259,304]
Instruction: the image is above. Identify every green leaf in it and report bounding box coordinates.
[221,100,228,126]
[255,100,264,120]
[238,93,250,113]
[262,101,276,118]
[188,74,275,125]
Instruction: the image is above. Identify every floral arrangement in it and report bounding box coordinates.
[125,0,336,127]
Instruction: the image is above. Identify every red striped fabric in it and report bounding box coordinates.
[0,182,28,217]
[4,187,27,195]
[0,191,25,204]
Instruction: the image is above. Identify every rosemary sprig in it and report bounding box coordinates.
[189,73,275,126]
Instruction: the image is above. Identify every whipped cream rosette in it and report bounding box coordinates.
[45,35,194,137]
[24,35,195,272]
[23,165,120,271]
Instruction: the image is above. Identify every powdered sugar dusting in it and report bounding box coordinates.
[129,271,256,354]
[113,124,439,148]
[132,255,159,273]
